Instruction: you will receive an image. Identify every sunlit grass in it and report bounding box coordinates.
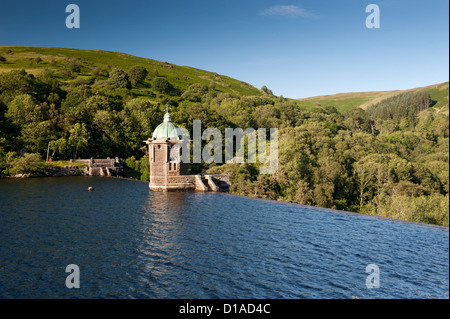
[0,46,261,97]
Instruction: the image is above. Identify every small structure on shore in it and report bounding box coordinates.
[70,158,123,176]
[144,111,230,192]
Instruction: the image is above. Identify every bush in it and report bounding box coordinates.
[107,68,131,89]
[67,59,82,73]
[124,155,150,180]
[140,171,149,181]
[365,192,449,226]
[127,66,148,86]
[152,77,173,93]
[181,83,209,102]
[8,153,43,174]
[91,66,107,78]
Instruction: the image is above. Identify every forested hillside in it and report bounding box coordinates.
[0,47,448,226]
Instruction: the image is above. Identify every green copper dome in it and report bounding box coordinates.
[152,112,183,139]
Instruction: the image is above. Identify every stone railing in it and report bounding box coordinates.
[70,158,123,176]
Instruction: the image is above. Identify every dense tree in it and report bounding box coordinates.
[127,66,148,86]
[8,153,42,174]
[121,98,161,153]
[107,68,132,90]
[68,123,89,158]
[181,83,209,102]
[367,91,432,129]
[0,70,40,104]
[6,94,42,127]
[152,77,173,93]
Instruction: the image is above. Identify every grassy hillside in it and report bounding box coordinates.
[2,46,447,114]
[298,82,449,114]
[0,46,261,97]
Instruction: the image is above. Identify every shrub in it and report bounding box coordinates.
[67,59,82,73]
[9,153,43,174]
[152,77,173,93]
[107,68,131,89]
[127,66,148,86]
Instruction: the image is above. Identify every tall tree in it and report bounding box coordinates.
[107,68,131,90]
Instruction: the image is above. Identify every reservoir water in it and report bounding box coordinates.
[0,176,448,299]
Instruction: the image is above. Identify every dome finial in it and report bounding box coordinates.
[163,104,171,122]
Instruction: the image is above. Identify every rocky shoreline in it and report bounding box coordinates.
[5,166,87,178]
[1,165,142,182]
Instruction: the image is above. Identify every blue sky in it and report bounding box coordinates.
[0,0,448,98]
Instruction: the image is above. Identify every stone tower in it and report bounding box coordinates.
[145,109,231,192]
[145,111,187,190]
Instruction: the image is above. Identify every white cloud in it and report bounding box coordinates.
[260,5,316,18]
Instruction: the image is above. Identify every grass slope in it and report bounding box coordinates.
[0,46,261,97]
[297,82,449,114]
[1,46,447,115]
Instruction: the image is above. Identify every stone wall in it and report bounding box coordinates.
[206,174,230,192]
[149,173,230,192]
[167,175,196,184]
[208,174,230,184]
[195,174,230,192]
[71,158,123,176]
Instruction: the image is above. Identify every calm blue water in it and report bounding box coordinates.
[0,176,448,299]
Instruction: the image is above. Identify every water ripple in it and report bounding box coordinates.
[0,177,448,299]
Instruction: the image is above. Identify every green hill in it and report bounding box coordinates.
[298,82,449,114]
[0,46,261,97]
[2,46,447,115]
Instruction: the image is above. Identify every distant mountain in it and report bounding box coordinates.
[297,82,449,115]
[0,46,262,97]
